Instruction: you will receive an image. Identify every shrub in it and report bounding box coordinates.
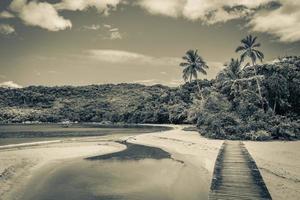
[245,130,272,141]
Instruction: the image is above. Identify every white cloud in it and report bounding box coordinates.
[86,49,181,66]
[136,0,300,42]
[109,31,122,40]
[249,0,300,42]
[54,0,122,15]
[136,0,273,24]
[0,11,15,18]
[131,79,183,86]
[87,49,153,63]
[101,24,123,40]
[0,81,23,88]
[10,0,72,31]
[0,24,15,35]
[109,28,119,32]
[83,24,101,30]
[85,49,222,80]
[103,24,112,28]
[136,0,183,18]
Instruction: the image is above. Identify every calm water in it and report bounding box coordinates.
[17,144,208,200]
[0,124,170,146]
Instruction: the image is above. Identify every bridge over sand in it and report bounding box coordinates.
[209,141,272,200]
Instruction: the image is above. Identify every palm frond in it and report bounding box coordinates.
[240,52,247,62]
[198,68,207,75]
[252,43,261,48]
[235,46,246,53]
[254,50,264,62]
[179,62,190,67]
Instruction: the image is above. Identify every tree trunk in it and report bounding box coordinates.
[196,79,204,103]
[252,61,264,109]
[273,100,277,113]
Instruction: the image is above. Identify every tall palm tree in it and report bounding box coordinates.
[180,49,209,99]
[235,35,264,103]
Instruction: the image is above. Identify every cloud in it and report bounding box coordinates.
[0,81,23,88]
[82,24,101,30]
[136,0,183,18]
[135,0,274,24]
[0,24,15,35]
[131,79,183,86]
[109,31,122,40]
[86,49,181,65]
[54,0,122,15]
[85,49,223,79]
[109,28,122,40]
[136,0,300,42]
[0,11,15,18]
[87,49,154,63]
[109,28,119,32]
[103,24,112,28]
[10,0,72,31]
[80,23,123,39]
[249,0,300,42]
[101,24,123,40]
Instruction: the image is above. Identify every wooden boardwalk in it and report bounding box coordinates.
[209,141,272,200]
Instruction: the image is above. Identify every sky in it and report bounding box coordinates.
[0,0,300,88]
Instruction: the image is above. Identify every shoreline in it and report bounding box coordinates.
[1,125,299,200]
[0,125,223,200]
[0,138,127,199]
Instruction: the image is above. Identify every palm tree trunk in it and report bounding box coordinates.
[196,79,204,102]
[252,61,263,108]
[273,100,277,113]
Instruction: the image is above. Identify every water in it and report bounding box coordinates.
[0,124,170,146]
[17,144,208,200]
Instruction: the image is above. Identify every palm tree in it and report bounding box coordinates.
[180,49,209,100]
[224,58,242,80]
[235,35,264,104]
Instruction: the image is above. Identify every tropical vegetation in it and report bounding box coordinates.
[0,35,299,140]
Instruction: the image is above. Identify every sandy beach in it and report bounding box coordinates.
[0,125,299,200]
[245,141,300,200]
[0,137,126,200]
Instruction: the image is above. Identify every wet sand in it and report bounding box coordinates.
[0,125,222,200]
[1,125,299,200]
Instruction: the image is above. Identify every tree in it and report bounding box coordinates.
[265,73,289,113]
[215,58,246,98]
[180,49,209,101]
[235,35,264,106]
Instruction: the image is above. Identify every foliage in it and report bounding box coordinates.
[180,49,208,83]
[0,54,299,141]
[0,82,209,124]
[195,56,300,140]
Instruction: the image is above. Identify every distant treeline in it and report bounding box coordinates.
[0,81,211,124]
[0,56,299,140]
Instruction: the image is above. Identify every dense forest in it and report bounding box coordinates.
[0,37,299,140]
[0,82,202,124]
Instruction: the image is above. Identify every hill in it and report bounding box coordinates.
[0,56,299,140]
[0,81,211,124]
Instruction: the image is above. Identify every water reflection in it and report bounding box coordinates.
[20,144,208,200]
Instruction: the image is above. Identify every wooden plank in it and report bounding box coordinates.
[209,141,272,200]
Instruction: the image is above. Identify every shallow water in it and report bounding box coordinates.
[17,144,208,200]
[0,124,169,146]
